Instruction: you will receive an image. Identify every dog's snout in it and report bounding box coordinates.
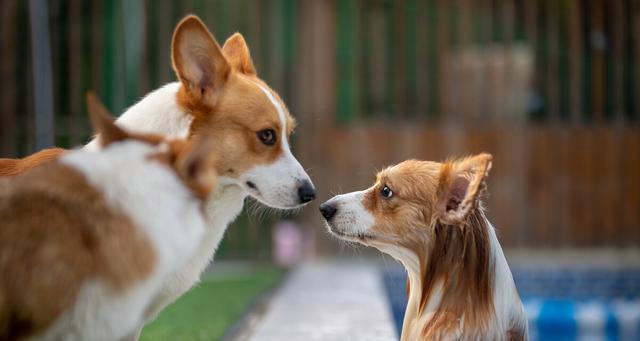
[319,202,337,221]
[297,180,316,204]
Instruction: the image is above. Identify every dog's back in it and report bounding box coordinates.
[0,148,66,176]
[0,135,211,340]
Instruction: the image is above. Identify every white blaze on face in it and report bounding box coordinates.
[239,81,313,209]
[324,190,375,236]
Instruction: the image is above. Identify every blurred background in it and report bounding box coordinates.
[1,0,639,340]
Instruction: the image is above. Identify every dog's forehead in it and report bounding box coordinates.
[376,160,442,191]
[235,74,295,133]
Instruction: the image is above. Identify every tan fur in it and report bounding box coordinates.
[0,92,221,340]
[0,163,156,340]
[172,16,296,179]
[222,33,256,76]
[0,148,66,176]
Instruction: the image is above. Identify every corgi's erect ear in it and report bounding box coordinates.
[87,91,128,147]
[222,33,256,76]
[172,136,219,200]
[436,153,492,225]
[172,15,230,106]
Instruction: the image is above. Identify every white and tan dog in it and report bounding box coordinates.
[0,94,218,340]
[320,154,527,340]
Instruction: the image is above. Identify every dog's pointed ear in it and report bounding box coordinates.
[87,91,128,147]
[172,136,219,199]
[436,153,492,224]
[172,15,230,106]
[222,32,256,76]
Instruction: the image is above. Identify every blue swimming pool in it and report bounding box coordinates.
[382,265,640,340]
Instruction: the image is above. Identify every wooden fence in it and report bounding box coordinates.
[0,0,639,253]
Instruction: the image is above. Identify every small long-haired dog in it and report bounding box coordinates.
[320,154,527,340]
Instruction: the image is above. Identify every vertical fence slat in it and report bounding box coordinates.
[591,0,605,122]
[156,0,173,85]
[634,0,640,120]
[28,0,55,150]
[68,0,83,145]
[457,0,472,120]
[0,0,18,157]
[569,0,583,123]
[336,0,361,123]
[436,0,450,120]
[546,0,560,121]
[612,1,626,122]
[392,0,407,118]
[122,0,144,105]
[91,0,103,97]
[414,0,429,118]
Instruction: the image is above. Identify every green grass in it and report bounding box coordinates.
[140,266,285,341]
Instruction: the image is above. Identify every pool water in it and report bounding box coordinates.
[382,266,640,340]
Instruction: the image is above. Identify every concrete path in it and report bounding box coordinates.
[246,260,398,341]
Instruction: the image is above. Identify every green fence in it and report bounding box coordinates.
[336,0,639,124]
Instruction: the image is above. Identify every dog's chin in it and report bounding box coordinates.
[249,192,307,210]
[325,223,374,243]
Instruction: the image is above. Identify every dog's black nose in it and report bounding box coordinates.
[297,180,316,204]
[319,202,337,220]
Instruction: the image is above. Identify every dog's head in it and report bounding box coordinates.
[171,15,314,209]
[320,154,492,257]
[88,92,219,201]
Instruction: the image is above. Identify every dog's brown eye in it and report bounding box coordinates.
[381,185,393,198]
[257,129,277,146]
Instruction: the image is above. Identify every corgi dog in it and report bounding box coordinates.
[320,154,527,340]
[0,93,218,340]
[0,15,315,337]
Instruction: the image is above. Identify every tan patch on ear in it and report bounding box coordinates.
[0,148,66,176]
[222,32,256,76]
[0,164,156,339]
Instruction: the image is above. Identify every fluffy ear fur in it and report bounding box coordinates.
[171,136,219,200]
[436,153,492,225]
[86,91,129,147]
[171,15,231,106]
[222,32,256,76]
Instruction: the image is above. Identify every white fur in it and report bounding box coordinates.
[36,141,206,341]
[324,190,375,236]
[324,191,527,341]
[85,83,192,151]
[240,81,311,208]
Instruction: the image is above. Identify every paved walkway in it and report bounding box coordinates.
[246,260,398,341]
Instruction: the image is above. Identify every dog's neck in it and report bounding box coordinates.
[384,210,525,340]
[85,83,192,151]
